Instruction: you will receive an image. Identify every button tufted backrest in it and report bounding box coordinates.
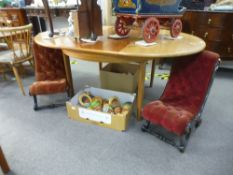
[33,42,66,81]
[160,51,219,114]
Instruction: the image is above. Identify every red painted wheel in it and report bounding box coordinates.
[143,17,160,43]
[170,19,182,38]
[115,17,131,36]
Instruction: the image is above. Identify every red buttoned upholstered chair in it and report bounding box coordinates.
[29,42,69,110]
[141,51,220,152]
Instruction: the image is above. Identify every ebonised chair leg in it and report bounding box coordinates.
[195,118,202,128]
[141,121,151,132]
[33,95,39,111]
[178,136,186,153]
[178,128,192,153]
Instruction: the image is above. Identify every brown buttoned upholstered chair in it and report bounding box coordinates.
[0,24,34,95]
[29,42,69,110]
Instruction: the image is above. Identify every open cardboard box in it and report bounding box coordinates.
[66,87,136,131]
[100,63,139,93]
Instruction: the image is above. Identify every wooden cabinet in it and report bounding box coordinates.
[0,8,28,27]
[182,10,233,60]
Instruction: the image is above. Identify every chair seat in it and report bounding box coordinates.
[0,43,8,51]
[29,78,67,95]
[0,49,30,63]
[0,49,14,63]
[142,100,194,136]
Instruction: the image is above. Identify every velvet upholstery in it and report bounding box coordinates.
[142,51,219,136]
[29,43,67,95]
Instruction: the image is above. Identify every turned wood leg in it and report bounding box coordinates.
[63,54,74,97]
[33,95,39,111]
[136,62,146,121]
[0,146,10,174]
[12,65,26,95]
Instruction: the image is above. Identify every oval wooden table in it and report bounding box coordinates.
[34,26,206,120]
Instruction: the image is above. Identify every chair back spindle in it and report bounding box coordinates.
[0,24,32,63]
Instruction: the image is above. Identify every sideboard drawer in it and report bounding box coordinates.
[191,27,233,42]
[206,41,233,58]
[190,12,232,28]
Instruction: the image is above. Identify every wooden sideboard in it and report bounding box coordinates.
[0,8,28,26]
[182,10,233,60]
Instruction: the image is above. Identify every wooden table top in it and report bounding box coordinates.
[34,26,206,61]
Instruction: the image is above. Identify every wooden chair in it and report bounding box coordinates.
[0,146,10,174]
[142,51,220,152]
[0,23,34,95]
[0,38,9,81]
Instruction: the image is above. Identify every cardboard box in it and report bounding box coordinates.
[100,63,139,93]
[66,87,135,131]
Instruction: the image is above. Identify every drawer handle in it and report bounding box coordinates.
[208,18,212,24]
[204,32,208,38]
[228,47,231,53]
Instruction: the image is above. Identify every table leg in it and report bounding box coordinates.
[99,62,102,70]
[150,60,156,88]
[63,54,74,97]
[0,146,10,174]
[136,62,146,121]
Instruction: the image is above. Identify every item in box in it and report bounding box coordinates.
[122,102,132,114]
[77,92,132,115]
[103,103,113,113]
[78,92,92,108]
[109,96,121,108]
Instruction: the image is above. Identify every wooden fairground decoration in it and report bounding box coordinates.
[113,0,186,43]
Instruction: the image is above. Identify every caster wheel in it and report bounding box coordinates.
[179,147,185,153]
[33,106,38,111]
[142,17,160,43]
[195,118,202,128]
[141,126,147,132]
[170,19,182,38]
